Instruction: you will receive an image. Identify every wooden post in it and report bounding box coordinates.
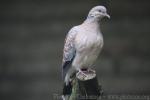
[69,70,103,100]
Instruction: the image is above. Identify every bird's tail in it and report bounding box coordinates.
[62,81,72,100]
[62,72,76,100]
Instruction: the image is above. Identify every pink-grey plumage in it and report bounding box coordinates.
[62,5,110,98]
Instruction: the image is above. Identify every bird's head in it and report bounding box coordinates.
[87,6,110,21]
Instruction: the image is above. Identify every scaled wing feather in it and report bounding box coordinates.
[62,27,77,79]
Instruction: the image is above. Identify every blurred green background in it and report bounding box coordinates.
[0,0,150,100]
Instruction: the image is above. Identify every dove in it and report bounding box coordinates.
[61,5,110,98]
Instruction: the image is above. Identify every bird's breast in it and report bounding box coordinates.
[75,31,103,53]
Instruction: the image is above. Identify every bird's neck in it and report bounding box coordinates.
[84,16,100,23]
[83,17,100,31]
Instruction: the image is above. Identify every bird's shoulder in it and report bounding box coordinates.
[67,25,80,36]
[64,25,81,45]
[64,26,79,44]
[62,26,80,62]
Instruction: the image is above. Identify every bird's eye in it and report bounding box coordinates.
[98,10,102,12]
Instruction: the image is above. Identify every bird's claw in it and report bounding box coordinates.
[77,70,88,78]
[88,68,95,73]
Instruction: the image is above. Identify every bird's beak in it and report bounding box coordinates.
[105,13,110,19]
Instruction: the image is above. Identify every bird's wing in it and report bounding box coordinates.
[62,27,77,80]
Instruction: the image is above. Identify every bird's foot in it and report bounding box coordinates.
[87,68,95,73]
[77,69,88,78]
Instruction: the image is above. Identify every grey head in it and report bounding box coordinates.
[87,6,110,20]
